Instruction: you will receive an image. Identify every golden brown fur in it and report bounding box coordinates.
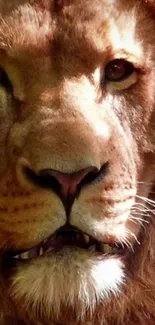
[1,0,155,324]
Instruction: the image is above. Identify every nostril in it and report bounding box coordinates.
[25,167,61,195]
[39,166,98,200]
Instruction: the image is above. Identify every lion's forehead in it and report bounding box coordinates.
[0,0,141,63]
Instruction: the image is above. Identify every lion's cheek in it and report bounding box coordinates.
[0,188,66,251]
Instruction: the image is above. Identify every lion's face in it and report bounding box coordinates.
[0,0,155,324]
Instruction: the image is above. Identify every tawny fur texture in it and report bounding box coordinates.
[1,0,155,324]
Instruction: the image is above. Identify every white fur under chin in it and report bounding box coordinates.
[11,247,125,320]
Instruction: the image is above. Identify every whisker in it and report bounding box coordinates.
[130,216,149,224]
[131,207,150,213]
[134,202,147,207]
[129,215,148,232]
[137,181,153,185]
[131,209,151,217]
[125,229,141,245]
[133,202,155,214]
[118,239,125,250]
[130,220,146,232]
[136,195,155,208]
[123,237,134,252]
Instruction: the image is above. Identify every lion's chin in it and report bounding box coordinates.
[7,247,125,323]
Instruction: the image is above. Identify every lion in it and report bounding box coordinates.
[0,0,155,324]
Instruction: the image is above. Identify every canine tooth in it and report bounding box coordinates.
[84,234,89,243]
[88,245,96,252]
[20,251,29,260]
[40,247,44,256]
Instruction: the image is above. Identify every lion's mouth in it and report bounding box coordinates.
[12,225,121,260]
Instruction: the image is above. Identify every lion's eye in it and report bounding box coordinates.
[104,59,134,82]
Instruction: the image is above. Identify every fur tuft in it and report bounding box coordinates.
[10,249,124,321]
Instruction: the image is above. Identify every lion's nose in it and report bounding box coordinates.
[38,166,99,214]
[25,163,108,215]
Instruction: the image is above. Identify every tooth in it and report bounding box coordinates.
[14,254,20,259]
[105,244,113,254]
[40,247,43,256]
[29,246,39,258]
[84,234,89,243]
[20,251,29,260]
[100,243,104,253]
[88,245,96,252]
[100,244,113,254]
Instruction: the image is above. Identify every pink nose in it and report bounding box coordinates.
[40,167,97,200]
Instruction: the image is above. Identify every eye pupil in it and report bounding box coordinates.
[104,59,134,82]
